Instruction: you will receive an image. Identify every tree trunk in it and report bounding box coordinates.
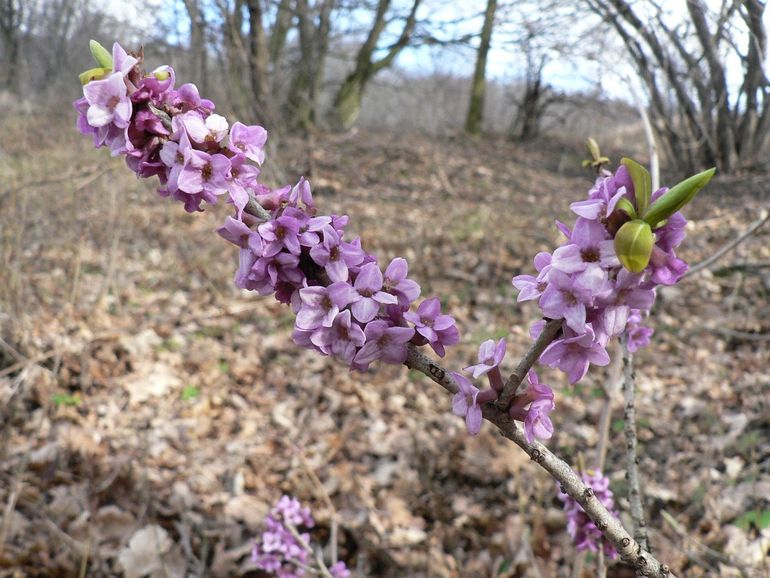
[0,0,21,93]
[182,0,208,96]
[331,0,421,130]
[465,0,496,135]
[245,0,273,126]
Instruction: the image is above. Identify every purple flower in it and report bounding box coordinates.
[178,147,231,200]
[259,214,302,257]
[508,370,555,442]
[539,269,601,334]
[451,372,482,436]
[465,338,506,379]
[595,270,656,338]
[184,112,229,145]
[159,131,193,193]
[83,72,132,128]
[512,251,552,302]
[525,400,555,443]
[309,225,365,282]
[551,218,618,275]
[540,325,610,384]
[226,153,261,217]
[382,258,421,308]
[329,561,351,578]
[648,245,688,285]
[310,310,366,365]
[626,309,654,352]
[349,262,398,323]
[654,211,687,251]
[273,495,314,527]
[288,177,315,211]
[228,121,267,164]
[570,181,626,222]
[111,42,138,78]
[558,470,619,559]
[354,320,415,367]
[295,283,352,330]
[404,297,459,357]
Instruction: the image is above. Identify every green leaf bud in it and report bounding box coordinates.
[78,67,110,85]
[89,40,113,69]
[614,197,637,220]
[621,157,652,215]
[614,219,654,273]
[643,167,716,227]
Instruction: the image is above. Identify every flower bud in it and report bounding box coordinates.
[89,40,114,69]
[153,68,171,81]
[78,67,110,85]
[614,197,637,219]
[614,219,654,273]
[642,167,715,228]
[621,157,651,215]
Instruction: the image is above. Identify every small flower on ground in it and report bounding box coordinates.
[558,470,619,559]
[329,561,351,578]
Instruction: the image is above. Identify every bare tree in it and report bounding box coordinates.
[283,0,335,130]
[465,0,497,135]
[587,0,770,173]
[508,21,564,142]
[0,0,22,93]
[331,0,422,130]
[182,0,209,96]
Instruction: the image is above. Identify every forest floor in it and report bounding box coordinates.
[1,110,769,578]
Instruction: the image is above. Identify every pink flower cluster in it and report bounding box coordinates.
[252,495,350,578]
[512,166,688,383]
[74,42,459,371]
[558,470,619,558]
[451,339,556,442]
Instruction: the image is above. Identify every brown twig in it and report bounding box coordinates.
[405,344,675,578]
[496,318,562,409]
[284,521,335,578]
[685,209,770,277]
[295,446,340,566]
[622,337,650,557]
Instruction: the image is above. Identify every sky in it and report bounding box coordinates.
[100,0,765,102]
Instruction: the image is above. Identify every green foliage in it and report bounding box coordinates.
[53,393,81,407]
[733,510,770,531]
[181,385,201,401]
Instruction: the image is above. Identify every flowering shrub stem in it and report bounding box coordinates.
[405,343,675,578]
[497,318,562,408]
[622,337,650,554]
